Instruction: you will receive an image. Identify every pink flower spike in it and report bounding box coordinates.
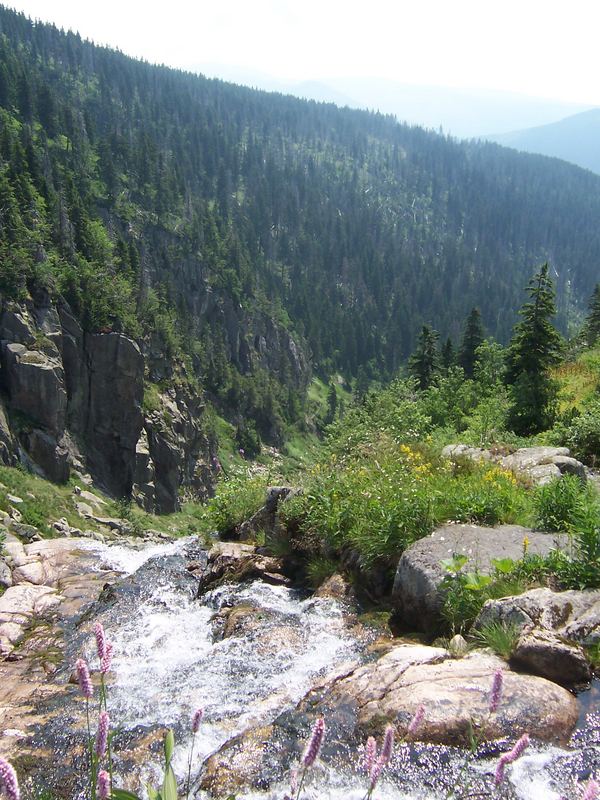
[0,757,20,800]
[100,642,113,675]
[364,736,377,775]
[76,658,93,699]
[583,779,600,800]
[408,705,425,735]
[97,769,111,800]
[93,622,106,660]
[95,711,110,759]
[506,733,529,763]
[379,725,394,764]
[192,708,204,733]
[489,669,504,713]
[290,768,298,796]
[302,717,325,767]
[494,754,508,786]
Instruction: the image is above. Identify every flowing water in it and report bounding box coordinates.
[77,539,600,800]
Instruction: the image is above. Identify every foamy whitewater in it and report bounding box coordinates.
[80,539,600,799]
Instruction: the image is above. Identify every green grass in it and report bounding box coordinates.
[472,620,521,660]
[554,346,600,412]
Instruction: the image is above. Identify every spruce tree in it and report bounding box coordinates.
[584,284,600,346]
[441,336,456,370]
[458,307,485,378]
[506,264,562,434]
[409,325,440,390]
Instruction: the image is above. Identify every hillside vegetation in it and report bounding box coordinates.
[1,6,600,447]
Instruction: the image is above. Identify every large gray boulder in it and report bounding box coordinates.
[475,588,600,686]
[392,524,570,632]
[201,643,579,797]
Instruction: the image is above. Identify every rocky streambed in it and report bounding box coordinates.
[1,532,600,799]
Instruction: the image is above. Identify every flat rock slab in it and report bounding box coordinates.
[392,524,569,632]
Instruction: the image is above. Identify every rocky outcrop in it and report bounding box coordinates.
[197,541,291,595]
[441,444,587,485]
[0,295,215,510]
[392,524,570,632]
[475,587,600,685]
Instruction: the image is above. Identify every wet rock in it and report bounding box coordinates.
[392,524,569,633]
[197,541,291,595]
[315,573,355,603]
[203,643,578,795]
[511,628,591,685]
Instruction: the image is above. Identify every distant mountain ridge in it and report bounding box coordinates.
[489,108,600,174]
[194,65,593,138]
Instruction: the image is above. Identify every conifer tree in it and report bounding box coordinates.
[506,264,562,434]
[584,284,600,346]
[409,325,440,390]
[441,336,456,370]
[458,308,485,378]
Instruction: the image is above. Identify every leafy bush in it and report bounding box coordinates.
[533,474,592,532]
[557,398,600,465]
[205,471,268,535]
[434,466,528,526]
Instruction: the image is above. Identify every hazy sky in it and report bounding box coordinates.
[6,0,600,104]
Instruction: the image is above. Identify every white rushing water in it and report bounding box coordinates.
[82,538,364,793]
[79,538,598,799]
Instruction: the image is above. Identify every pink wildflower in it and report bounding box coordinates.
[408,705,425,735]
[93,622,106,660]
[494,733,530,786]
[364,736,377,774]
[302,717,325,767]
[583,779,600,800]
[100,642,113,675]
[0,758,20,800]
[95,711,110,759]
[97,769,111,800]
[192,708,204,733]
[379,725,394,764]
[507,733,529,762]
[76,658,93,699]
[489,669,504,713]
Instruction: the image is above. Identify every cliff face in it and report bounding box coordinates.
[0,289,311,512]
[0,292,202,511]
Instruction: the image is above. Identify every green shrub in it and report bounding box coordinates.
[472,620,521,660]
[206,471,268,535]
[305,556,338,588]
[533,474,589,532]
[558,398,600,465]
[434,465,528,526]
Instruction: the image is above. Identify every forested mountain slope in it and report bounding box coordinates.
[491,108,600,175]
[0,6,600,505]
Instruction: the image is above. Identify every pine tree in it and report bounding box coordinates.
[409,325,440,390]
[324,380,338,425]
[441,336,456,370]
[584,284,600,346]
[506,264,562,434]
[458,308,485,378]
